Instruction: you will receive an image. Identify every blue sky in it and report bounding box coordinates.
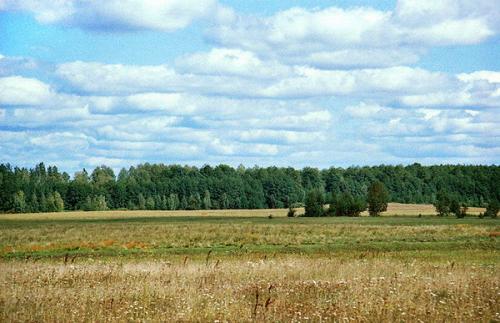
[0,0,499,173]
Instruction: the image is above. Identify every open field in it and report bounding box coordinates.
[1,205,498,321]
[0,203,486,221]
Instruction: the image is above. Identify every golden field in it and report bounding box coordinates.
[0,202,486,221]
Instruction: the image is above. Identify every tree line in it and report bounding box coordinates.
[0,162,498,214]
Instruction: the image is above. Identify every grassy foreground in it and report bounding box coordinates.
[0,204,498,322]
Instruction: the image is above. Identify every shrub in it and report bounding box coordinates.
[304,189,324,217]
[334,192,366,217]
[449,197,467,218]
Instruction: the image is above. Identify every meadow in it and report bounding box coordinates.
[1,203,498,322]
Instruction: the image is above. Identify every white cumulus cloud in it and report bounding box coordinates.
[1,0,233,32]
[0,76,53,106]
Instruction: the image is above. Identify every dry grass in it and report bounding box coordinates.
[0,207,291,221]
[0,203,486,221]
[368,202,484,216]
[1,255,498,322]
[0,205,497,321]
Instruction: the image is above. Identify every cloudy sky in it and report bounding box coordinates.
[0,0,499,173]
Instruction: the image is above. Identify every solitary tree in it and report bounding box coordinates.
[367,181,389,216]
[304,189,324,217]
[434,190,450,216]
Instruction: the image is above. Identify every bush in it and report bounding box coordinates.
[287,205,296,217]
[304,189,324,217]
[334,192,366,217]
[448,196,468,218]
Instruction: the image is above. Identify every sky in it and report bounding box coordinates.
[0,0,499,174]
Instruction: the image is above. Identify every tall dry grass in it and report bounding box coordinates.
[1,256,498,322]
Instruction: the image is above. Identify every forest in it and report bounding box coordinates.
[0,162,498,213]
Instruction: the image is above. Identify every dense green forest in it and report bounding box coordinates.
[0,163,498,213]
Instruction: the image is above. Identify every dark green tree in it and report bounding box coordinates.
[350,196,367,217]
[180,195,188,210]
[449,198,461,217]
[485,199,499,218]
[335,192,353,216]
[46,192,56,212]
[335,192,366,217]
[29,192,39,213]
[367,181,389,216]
[434,190,451,216]
[39,192,48,212]
[187,193,201,210]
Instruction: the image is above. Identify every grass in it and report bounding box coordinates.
[1,256,498,322]
[0,203,498,321]
[0,202,486,221]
